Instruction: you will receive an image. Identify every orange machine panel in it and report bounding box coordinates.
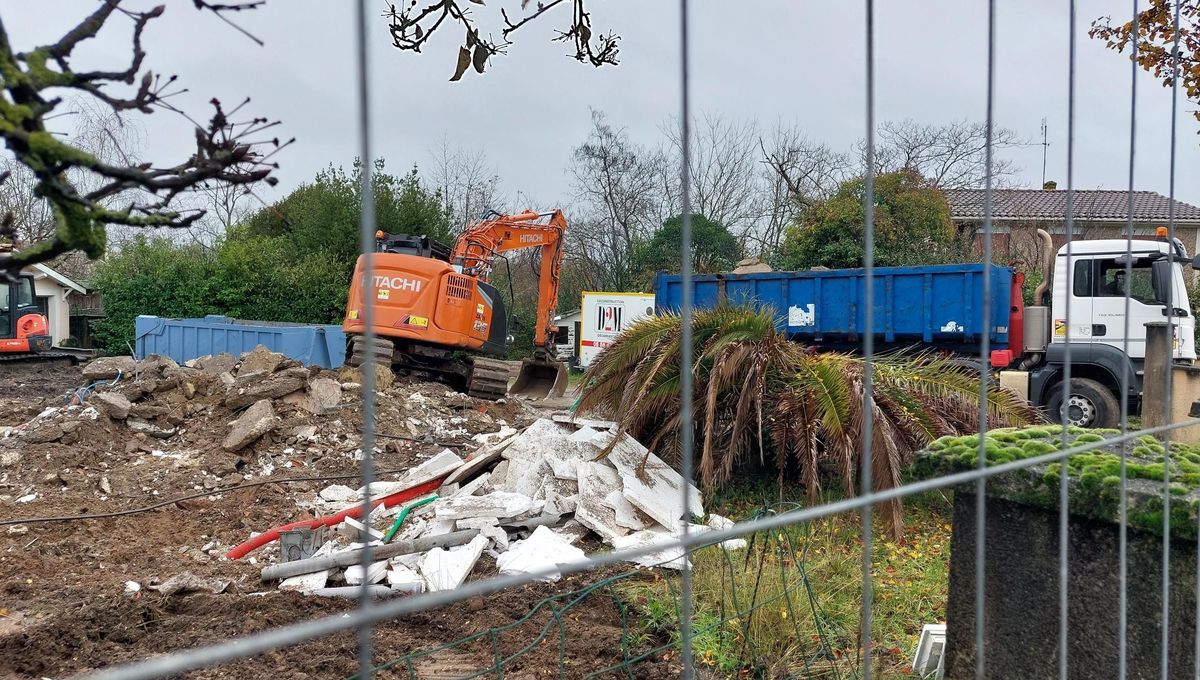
[343,253,487,351]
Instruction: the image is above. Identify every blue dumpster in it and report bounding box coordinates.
[134,315,346,369]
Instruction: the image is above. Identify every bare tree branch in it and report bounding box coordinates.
[0,1,288,277]
[386,0,618,81]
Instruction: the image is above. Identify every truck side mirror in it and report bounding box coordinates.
[1192,254,1200,269]
[1151,259,1173,304]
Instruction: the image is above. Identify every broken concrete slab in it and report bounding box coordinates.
[95,392,131,420]
[127,418,177,440]
[237,345,287,376]
[552,414,619,432]
[574,461,629,543]
[319,484,357,503]
[195,352,238,376]
[443,435,516,486]
[82,356,136,381]
[446,471,490,498]
[387,564,424,594]
[419,534,489,591]
[150,572,231,595]
[22,422,64,444]
[610,528,693,570]
[222,399,276,452]
[472,425,518,447]
[604,489,650,531]
[602,432,704,528]
[496,525,589,582]
[362,449,462,498]
[279,542,336,593]
[283,377,342,414]
[345,559,389,585]
[434,491,535,521]
[224,368,309,409]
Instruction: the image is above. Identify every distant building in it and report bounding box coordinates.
[946,187,1200,262]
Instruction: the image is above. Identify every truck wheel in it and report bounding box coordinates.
[1045,378,1120,429]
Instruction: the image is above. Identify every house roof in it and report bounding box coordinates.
[945,189,1200,223]
[26,262,87,294]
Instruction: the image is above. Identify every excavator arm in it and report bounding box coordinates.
[452,210,567,353]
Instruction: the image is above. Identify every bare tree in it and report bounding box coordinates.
[0,1,290,276]
[568,110,665,290]
[758,123,853,254]
[661,114,763,241]
[871,119,1026,189]
[386,0,619,80]
[429,138,502,231]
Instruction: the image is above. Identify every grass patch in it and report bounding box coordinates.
[617,486,952,678]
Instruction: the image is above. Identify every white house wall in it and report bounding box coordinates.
[31,276,70,346]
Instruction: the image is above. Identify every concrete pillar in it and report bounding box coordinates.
[1142,321,1171,429]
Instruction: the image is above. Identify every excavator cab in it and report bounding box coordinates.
[0,274,52,355]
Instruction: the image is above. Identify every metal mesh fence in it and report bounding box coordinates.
[80,0,1195,678]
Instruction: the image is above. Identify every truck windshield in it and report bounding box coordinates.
[1096,260,1164,305]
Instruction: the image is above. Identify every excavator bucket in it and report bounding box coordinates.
[510,355,569,399]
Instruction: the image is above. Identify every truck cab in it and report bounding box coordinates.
[1021,235,1195,428]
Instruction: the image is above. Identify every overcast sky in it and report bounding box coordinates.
[4,0,1198,213]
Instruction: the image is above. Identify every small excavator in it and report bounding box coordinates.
[0,271,83,368]
[342,209,569,400]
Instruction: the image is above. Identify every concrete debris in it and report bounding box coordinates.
[127,418,177,440]
[318,484,357,503]
[574,461,628,543]
[387,564,424,594]
[279,542,336,593]
[284,377,342,414]
[311,585,393,599]
[95,392,132,420]
[150,572,231,596]
[224,368,309,409]
[610,528,693,570]
[434,491,534,521]
[237,345,288,377]
[496,525,589,582]
[345,559,389,585]
[222,399,276,452]
[443,435,513,485]
[360,449,462,499]
[447,471,490,498]
[420,535,489,591]
[602,432,704,528]
[82,355,136,381]
[604,489,650,531]
[195,353,238,375]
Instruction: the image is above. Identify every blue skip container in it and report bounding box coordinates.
[134,315,346,369]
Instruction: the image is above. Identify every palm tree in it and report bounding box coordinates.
[577,305,1042,537]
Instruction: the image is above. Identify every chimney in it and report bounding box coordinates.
[1043,180,1058,190]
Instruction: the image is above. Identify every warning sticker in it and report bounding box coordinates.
[400,314,429,329]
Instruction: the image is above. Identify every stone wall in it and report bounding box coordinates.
[946,492,1197,679]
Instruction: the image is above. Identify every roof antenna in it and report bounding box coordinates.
[1040,118,1050,188]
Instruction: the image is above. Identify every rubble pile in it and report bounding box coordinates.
[261,416,745,596]
[0,346,534,510]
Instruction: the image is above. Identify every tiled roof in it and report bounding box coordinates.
[945,189,1200,222]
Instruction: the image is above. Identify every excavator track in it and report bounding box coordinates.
[466,357,510,401]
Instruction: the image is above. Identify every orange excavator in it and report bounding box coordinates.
[343,209,569,400]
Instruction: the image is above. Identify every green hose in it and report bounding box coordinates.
[383,494,438,543]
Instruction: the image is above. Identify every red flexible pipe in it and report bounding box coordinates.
[225,477,445,560]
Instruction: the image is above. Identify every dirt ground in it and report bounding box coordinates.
[0,362,674,679]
